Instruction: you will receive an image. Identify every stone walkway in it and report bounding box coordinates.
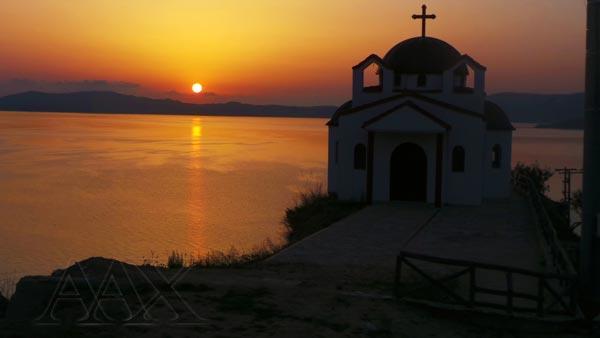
[269,195,543,273]
[404,196,543,271]
[268,203,437,269]
[401,197,545,308]
[269,195,549,311]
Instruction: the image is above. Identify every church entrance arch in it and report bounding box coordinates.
[390,143,427,201]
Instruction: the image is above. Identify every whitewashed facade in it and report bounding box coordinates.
[327,37,514,206]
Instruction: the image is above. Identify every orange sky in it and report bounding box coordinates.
[0,0,587,105]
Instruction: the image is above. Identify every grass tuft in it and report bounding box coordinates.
[162,239,283,269]
[0,275,17,299]
[167,251,185,269]
[190,239,282,268]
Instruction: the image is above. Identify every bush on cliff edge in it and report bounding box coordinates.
[283,184,365,243]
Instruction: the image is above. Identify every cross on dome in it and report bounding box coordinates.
[412,4,436,37]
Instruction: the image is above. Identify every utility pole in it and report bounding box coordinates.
[580,0,600,316]
[556,167,584,225]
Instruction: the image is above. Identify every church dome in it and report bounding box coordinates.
[484,100,515,131]
[383,37,462,74]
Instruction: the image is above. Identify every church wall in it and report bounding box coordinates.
[328,122,369,201]
[331,96,490,205]
[372,133,437,203]
[443,123,486,205]
[327,126,338,195]
[483,130,513,199]
[395,99,486,205]
[396,74,443,91]
[333,100,420,201]
[397,98,486,205]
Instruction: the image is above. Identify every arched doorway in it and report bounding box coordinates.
[390,143,427,201]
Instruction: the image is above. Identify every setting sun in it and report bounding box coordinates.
[192,83,203,94]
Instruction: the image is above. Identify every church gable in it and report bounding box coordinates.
[362,101,450,133]
[330,92,484,130]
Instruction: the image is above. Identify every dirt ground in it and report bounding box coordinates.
[0,261,591,338]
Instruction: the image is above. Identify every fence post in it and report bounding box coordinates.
[537,277,545,317]
[569,277,577,315]
[507,271,513,315]
[395,254,403,298]
[469,266,475,307]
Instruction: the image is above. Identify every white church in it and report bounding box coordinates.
[327,5,514,207]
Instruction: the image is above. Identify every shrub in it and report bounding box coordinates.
[512,162,553,195]
[282,183,365,243]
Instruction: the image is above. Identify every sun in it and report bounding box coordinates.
[192,83,203,94]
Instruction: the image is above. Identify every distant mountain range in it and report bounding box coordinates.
[536,118,584,130]
[0,91,586,129]
[0,91,336,118]
[487,92,584,129]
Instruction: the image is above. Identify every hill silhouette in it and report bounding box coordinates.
[536,117,584,130]
[487,92,583,125]
[0,91,586,128]
[0,91,336,118]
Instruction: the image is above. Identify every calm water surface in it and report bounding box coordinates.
[0,113,583,278]
[512,123,584,200]
[0,112,327,278]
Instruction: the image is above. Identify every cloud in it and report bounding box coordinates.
[0,79,141,96]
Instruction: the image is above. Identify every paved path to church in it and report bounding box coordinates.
[268,194,543,274]
[268,203,438,269]
[404,195,543,271]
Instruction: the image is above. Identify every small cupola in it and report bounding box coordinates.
[352,54,393,104]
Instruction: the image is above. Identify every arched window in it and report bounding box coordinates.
[452,146,465,172]
[354,144,367,170]
[334,141,339,164]
[492,144,502,168]
[362,62,382,92]
[394,72,402,86]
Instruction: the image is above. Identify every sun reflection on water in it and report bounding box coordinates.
[191,119,202,160]
[188,117,207,255]
[192,125,202,139]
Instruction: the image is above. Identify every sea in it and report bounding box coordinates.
[0,112,583,281]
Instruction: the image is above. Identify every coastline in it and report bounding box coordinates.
[0,109,332,120]
[0,91,336,119]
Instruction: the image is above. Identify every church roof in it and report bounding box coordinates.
[484,100,515,131]
[328,95,514,132]
[335,100,353,114]
[326,91,484,126]
[383,37,463,74]
[353,54,387,70]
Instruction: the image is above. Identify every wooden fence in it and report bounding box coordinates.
[513,173,577,276]
[395,176,581,317]
[395,251,579,317]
